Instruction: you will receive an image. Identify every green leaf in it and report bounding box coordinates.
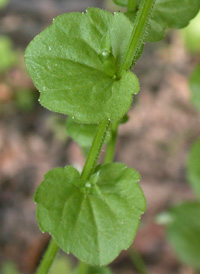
[25,8,139,124]
[186,140,200,199]
[189,63,200,111]
[181,12,200,54]
[167,202,200,270]
[34,163,146,266]
[146,0,200,42]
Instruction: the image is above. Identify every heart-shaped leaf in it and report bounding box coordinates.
[34,163,146,266]
[167,202,200,270]
[25,8,139,124]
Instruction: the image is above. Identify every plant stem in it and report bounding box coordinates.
[117,0,155,78]
[37,239,59,274]
[104,121,119,164]
[127,0,137,11]
[81,119,110,180]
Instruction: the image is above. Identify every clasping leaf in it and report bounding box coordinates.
[34,163,146,266]
[25,8,139,124]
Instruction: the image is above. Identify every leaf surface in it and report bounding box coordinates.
[187,140,200,199]
[25,8,139,124]
[146,0,200,42]
[34,163,146,266]
[167,202,200,269]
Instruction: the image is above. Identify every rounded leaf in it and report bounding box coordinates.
[25,8,139,124]
[34,163,146,266]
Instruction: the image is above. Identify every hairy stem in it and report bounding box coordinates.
[81,119,110,180]
[104,121,119,164]
[117,0,155,78]
[37,240,59,274]
[127,0,137,11]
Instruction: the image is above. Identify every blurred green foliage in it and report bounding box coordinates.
[167,202,200,270]
[1,261,21,274]
[87,266,112,274]
[49,256,71,274]
[15,89,37,112]
[187,140,200,199]
[189,63,200,111]
[47,115,68,142]
[0,36,17,73]
[182,12,200,54]
[66,116,98,148]
[158,137,200,270]
[0,0,9,9]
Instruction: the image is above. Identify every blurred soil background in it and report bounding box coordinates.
[0,0,200,273]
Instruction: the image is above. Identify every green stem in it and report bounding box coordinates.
[129,246,147,274]
[117,0,155,78]
[104,121,119,164]
[81,119,110,180]
[127,0,136,11]
[37,240,59,274]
